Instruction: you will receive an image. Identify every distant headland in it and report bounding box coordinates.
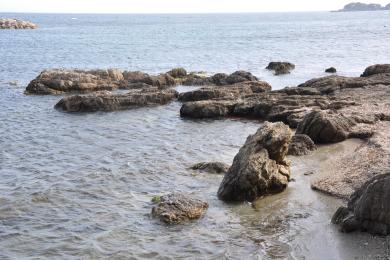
[337,2,390,12]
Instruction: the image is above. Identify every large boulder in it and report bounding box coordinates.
[0,18,37,29]
[217,122,292,202]
[167,68,187,78]
[266,62,295,75]
[361,64,390,77]
[190,162,230,174]
[296,111,355,143]
[287,134,317,156]
[332,173,390,235]
[26,69,125,95]
[55,88,178,112]
[151,193,209,224]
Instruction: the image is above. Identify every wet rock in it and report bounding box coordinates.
[287,134,317,156]
[217,122,292,202]
[151,193,209,224]
[325,67,337,73]
[181,74,211,86]
[180,100,236,118]
[361,64,390,77]
[190,162,230,174]
[296,111,358,143]
[55,88,178,112]
[167,68,187,78]
[211,73,229,86]
[0,18,37,29]
[225,71,258,84]
[332,173,390,235]
[266,62,295,75]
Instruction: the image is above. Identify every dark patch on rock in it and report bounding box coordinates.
[287,134,317,156]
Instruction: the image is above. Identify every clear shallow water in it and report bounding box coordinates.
[1,12,390,259]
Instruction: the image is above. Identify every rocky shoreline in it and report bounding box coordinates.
[25,64,390,234]
[0,18,37,29]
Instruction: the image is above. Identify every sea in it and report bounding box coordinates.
[0,11,390,259]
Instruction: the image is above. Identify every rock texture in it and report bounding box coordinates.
[338,2,385,12]
[217,122,292,202]
[26,69,176,95]
[0,18,37,29]
[190,162,230,174]
[287,134,317,156]
[266,62,295,75]
[55,88,178,112]
[361,64,390,77]
[151,193,209,224]
[332,173,390,235]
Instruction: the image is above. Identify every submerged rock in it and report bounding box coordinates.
[0,18,37,29]
[54,88,178,112]
[287,134,317,156]
[217,122,292,202]
[332,173,390,235]
[325,67,337,73]
[296,111,356,144]
[266,62,295,75]
[190,162,230,174]
[151,193,209,224]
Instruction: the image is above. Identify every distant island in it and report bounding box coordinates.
[338,2,390,11]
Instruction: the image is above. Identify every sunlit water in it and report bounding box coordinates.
[1,12,390,259]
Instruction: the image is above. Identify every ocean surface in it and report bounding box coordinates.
[1,12,390,259]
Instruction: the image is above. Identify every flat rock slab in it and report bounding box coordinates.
[151,193,209,224]
[55,88,178,112]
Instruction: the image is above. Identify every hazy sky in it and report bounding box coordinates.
[1,0,390,13]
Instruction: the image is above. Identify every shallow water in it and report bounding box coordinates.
[1,12,390,259]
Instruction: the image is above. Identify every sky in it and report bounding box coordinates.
[1,0,390,13]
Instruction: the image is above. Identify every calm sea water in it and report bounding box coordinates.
[0,12,390,259]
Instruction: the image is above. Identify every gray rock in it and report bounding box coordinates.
[55,88,178,112]
[287,134,317,156]
[325,67,337,73]
[190,162,230,174]
[332,173,390,235]
[151,193,209,224]
[225,71,258,84]
[266,62,295,75]
[361,64,390,77]
[217,122,292,202]
[167,68,187,78]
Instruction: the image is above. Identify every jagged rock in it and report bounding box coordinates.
[325,67,337,73]
[0,18,37,29]
[151,193,208,224]
[296,111,356,143]
[266,62,295,75]
[332,173,390,235]
[167,68,187,78]
[217,122,292,202]
[180,100,236,118]
[190,162,230,174]
[211,73,229,86]
[361,64,390,77]
[287,134,317,156]
[54,88,178,112]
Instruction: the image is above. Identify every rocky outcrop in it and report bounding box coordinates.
[266,62,295,75]
[26,69,176,95]
[54,88,178,112]
[0,18,37,29]
[225,71,258,84]
[217,122,292,202]
[361,64,390,77]
[325,67,337,73]
[296,111,356,144]
[332,173,390,235]
[167,67,187,78]
[338,2,384,12]
[190,162,230,174]
[287,134,317,156]
[151,193,209,224]
[178,81,272,102]
[182,70,259,86]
